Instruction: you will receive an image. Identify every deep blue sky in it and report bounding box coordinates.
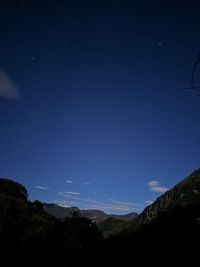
[0,0,200,214]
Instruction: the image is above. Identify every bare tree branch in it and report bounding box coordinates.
[190,52,200,87]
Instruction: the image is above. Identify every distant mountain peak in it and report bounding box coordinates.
[43,203,138,223]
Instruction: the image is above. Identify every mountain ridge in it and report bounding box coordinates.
[43,203,138,223]
[108,168,200,235]
[133,168,200,227]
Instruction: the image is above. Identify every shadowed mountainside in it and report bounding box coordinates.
[124,168,200,233]
[98,169,200,237]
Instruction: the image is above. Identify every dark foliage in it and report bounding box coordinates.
[99,203,200,265]
[98,217,125,238]
[0,178,28,201]
[0,179,101,266]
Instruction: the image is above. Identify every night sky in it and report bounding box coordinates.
[0,0,200,214]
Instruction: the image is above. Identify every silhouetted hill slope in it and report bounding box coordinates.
[43,203,138,223]
[0,179,55,244]
[110,212,138,221]
[0,178,28,200]
[0,178,101,266]
[125,168,200,232]
[98,217,125,238]
[98,169,200,237]
[100,169,200,265]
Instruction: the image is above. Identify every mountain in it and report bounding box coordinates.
[110,212,138,221]
[43,204,80,219]
[80,209,109,223]
[98,168,200,237]
[43,203,138,223]
[99,169,200,265]
[106,168,200,237]
[131,168,200,229]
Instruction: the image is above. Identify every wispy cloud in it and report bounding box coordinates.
[0,69,20,99]
[58,192,140,213]
[34,186,50,190]
[87,201,142,212]
[58,192,80,200]
[63,191,80,195]
[53,200,78,207]
[83,182,90,185]
[88,203,130,211]
[110,200,139,207]
[66,180,73,183]
[148,180,169,193]
[145,200,153,205]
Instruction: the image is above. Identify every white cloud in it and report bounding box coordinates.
[87,202,142,212]
[34,186,50,190]
[88,203,130,211]
[148,180,159,187]
[66,180,73,183]
[58,192,139,213]
[145,200,153,205]
[58,191,141,213]
[83,182,90,185]
[0,69,20,99]
[148,180,169,193]
[151,186,169,193]
[58,192,80,200]
[110,200,139,207]
[82,198,137,211]
[63,191,80,195]
[53,200,78,207]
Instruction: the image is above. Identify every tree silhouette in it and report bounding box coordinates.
[0,179,102,266]
[185,52,200,96]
